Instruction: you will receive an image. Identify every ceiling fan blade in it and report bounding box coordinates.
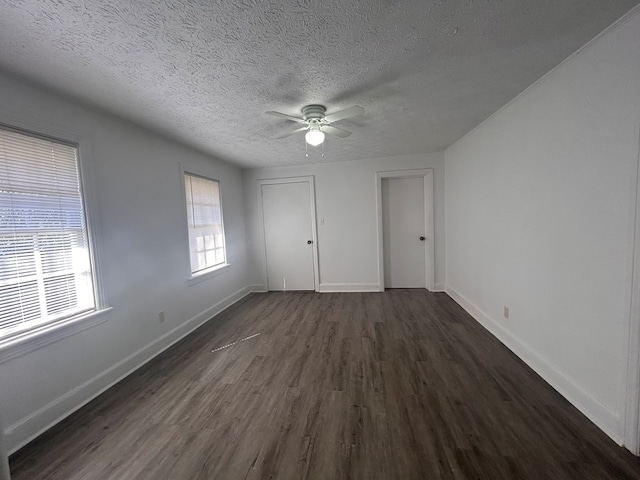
[324,105,364,123]
[277,126,308,139]
[323,125,352,138]
[265,111,306,124]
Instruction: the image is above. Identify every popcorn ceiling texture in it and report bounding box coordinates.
[0,0,637,167]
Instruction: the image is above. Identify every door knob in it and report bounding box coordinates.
[419,236,425,241]
[307,240,313,244]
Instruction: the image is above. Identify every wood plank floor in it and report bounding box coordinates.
[9,290,640,479]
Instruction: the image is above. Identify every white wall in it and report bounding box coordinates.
[0,72,251,453]
[243,153,445,292]
[444,10,640,443]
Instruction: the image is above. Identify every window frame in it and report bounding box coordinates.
[180,166,230,284]
[0,119,110,362]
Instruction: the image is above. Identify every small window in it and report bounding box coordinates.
[183,172,227,275]
[0,125,98,340]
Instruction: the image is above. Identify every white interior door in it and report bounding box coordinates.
[262,182,315,291]
[382,176,426,288]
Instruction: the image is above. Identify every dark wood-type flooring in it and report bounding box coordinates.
[10,290,640,479]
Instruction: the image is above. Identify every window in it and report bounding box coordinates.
[0,125,98,340]
[184,172,227,275]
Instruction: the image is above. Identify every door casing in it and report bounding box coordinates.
[257,176,320,292]
[375,169,435,291]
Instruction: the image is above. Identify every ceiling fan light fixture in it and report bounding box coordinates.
[267,104,362,147]
[305,127,325,146]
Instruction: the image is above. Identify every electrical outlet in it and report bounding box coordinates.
[503,306,509,319]
[158,311,165,323]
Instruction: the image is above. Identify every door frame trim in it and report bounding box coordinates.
[257,176,320,292]
[625,118,640,454]
[375,169,435,291]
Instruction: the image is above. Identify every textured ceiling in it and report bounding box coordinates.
[0,0,638,168]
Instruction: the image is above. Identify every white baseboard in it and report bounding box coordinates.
[432,284,446,292]
[6,285,254,454]
[249,284,267,293]
[446,286,623,445]
[318,283,381,293]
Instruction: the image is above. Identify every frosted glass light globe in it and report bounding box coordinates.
[305,129,325,146]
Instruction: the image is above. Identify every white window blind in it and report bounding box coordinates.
[184,173,226,274]
[0,125,95,339]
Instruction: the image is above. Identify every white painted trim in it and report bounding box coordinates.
[375,169,436,292]
[318,283,380,293]
[0,308,112,365]
[256,176,320,292]
[625,79,640,455]
[76,137,109,320]
[4,285,253,454]
[187,263,231,286]
[432,284,446,292]
[249,284,267,293]
[0,413,10,480]
[446,286,623,444]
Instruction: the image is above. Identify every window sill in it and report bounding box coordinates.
[0,307,113,365]
[188,263,231,286]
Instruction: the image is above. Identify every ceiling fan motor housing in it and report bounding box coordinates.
[302,105,327,122]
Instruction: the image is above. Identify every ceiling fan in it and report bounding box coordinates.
[266,104,364,146]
